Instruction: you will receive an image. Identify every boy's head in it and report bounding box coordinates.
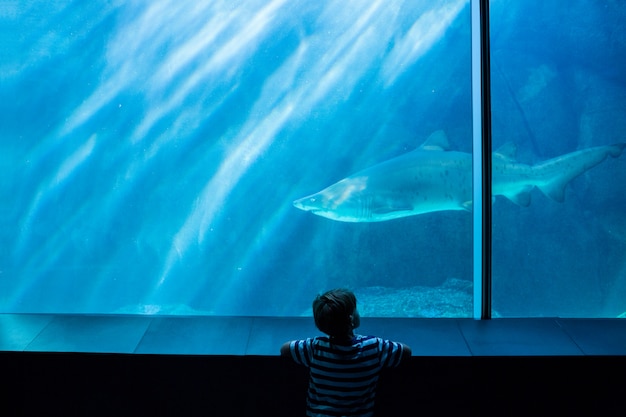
[313,288,360,337]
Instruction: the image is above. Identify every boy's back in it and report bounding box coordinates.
[285,334,407,417]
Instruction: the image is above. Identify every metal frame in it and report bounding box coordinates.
[471,0,492,319]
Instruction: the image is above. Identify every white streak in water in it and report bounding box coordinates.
[381,0,468,86]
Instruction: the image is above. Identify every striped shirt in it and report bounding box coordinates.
[288,334,405,417]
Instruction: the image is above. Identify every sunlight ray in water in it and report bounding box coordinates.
[381,0,468,86]
[150,0,401,293]
[149,1,389,294]
[155,103,294,288]
[129,0,287,145]
[15,134,97,258]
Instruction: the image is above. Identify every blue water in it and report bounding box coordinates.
[1,1,625,317]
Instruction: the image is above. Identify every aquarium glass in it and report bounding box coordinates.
[1,1,474,317]
[490,0,626,317]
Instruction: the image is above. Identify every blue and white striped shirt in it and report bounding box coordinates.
[288,334,405,417]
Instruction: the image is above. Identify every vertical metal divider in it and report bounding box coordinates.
[471,0,492,319]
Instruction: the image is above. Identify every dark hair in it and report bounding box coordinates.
[312,288,357,337]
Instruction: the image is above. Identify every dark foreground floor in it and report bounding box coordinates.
[3,353,625,416]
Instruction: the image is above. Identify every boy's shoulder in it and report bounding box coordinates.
[320,334,382,348]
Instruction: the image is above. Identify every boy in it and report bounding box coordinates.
[280,288,412,417]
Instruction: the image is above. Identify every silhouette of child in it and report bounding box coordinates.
[281,288,411,417]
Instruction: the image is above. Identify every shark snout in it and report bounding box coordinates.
[293,196,315,212]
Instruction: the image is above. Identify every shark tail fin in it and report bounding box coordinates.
[419,130,450,151]
[535,143,626,202]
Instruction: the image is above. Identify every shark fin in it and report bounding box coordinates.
[507,191,533,206]
[608,143,626,157]
[494,142,518,161]
[537,182,566,202]
[419,130,449,151]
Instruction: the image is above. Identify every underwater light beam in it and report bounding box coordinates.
[16,134,97,257]
[129,0,287,145]
[381,0,468,86]
[156,103,294,287]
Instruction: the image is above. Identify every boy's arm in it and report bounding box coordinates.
[400,343,412,361]
[280,341,292,357]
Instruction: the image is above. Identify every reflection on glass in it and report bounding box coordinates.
[490,1,626,317]
[1,1,472,317]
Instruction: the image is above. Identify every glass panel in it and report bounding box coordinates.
[490,1,626,317]
[1,1,473,317]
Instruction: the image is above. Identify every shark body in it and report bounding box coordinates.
[293,131,625,222]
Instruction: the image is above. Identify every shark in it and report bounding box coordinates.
[293,131,625,222]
